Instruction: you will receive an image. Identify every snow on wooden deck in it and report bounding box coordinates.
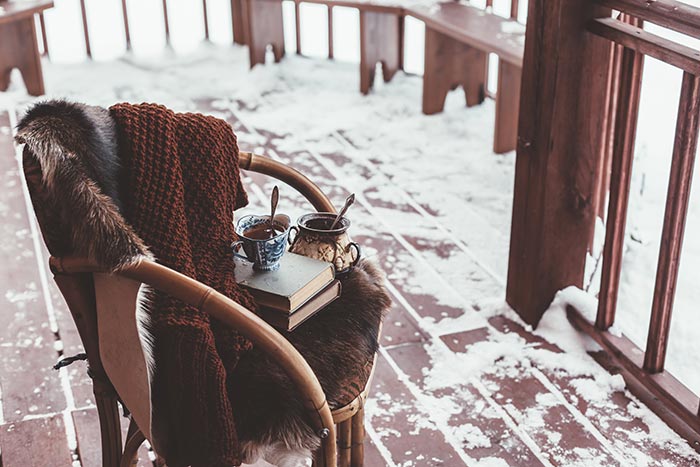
[0,47,699,466]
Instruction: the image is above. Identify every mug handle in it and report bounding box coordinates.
[348,242,361,267]
[288,226,299,247]
[231,241,251,262]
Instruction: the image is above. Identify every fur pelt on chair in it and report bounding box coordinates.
[16,100,391,467]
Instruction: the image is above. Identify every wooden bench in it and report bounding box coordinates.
[0,0,53,96]
[240,0,525,153]
[410,2,524,153]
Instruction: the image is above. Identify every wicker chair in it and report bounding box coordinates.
[23,151,374,467]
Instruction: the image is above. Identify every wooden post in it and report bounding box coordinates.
[506,0,612,326]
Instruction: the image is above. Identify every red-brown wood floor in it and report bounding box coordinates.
[1,101,698,467]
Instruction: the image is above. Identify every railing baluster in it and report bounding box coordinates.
[121,0,132,51]
[596,46,644,330]
[295,0,302,55]
[162,0,171,46]
[203,0,210,41]
[231,0,245,45]
[328,5,333,59]
[39,12,50,58]
[79,0,92,58]
[595,42,623,219]
[510,0,519,19]
[644,71,700,373]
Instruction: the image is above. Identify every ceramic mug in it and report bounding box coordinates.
[232,214,291,271]
[288,212,361,274]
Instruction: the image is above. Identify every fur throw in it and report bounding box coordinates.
[16,100,151,269]
[17,100,391,467]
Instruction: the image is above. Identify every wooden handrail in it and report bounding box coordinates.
[588,18,700,75]
[595,0,700,40]
[50,256,338,466]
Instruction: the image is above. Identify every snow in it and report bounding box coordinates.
[1,0,700,465]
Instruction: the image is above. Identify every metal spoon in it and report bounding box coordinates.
[269,185,279,231]
[330,193,355,230]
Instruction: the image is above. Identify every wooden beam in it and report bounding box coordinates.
[506,0,612,326]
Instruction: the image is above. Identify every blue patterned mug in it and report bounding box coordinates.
[232,214,291,271]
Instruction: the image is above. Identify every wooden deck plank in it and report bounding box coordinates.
[0,112,67,422]
[387,341,548,467]
[368,355,467,466]
[0,415,73,466]
[492,315,700,466]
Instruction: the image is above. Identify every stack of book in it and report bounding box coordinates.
[235,252,341,331]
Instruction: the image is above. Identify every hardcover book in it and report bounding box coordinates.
[256,280,342,331]
[234,252,335,312]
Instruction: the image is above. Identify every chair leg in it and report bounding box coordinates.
[359,10,401,95]
[120,419,146,467]
[350,408,365,467]
[93,378,123,467]
[422,26,486,115]
[493,59,522,154]
[311,447,324,467]
[337,418,352,467]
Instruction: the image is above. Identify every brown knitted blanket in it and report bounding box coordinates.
[111,103,257,467]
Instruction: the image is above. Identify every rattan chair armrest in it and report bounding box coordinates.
[49,255,338,467]
[239,151,337,214]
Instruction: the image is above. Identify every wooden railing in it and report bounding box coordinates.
[38,0,246,59]
[507,0,700,450]
[38,0,522,61]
